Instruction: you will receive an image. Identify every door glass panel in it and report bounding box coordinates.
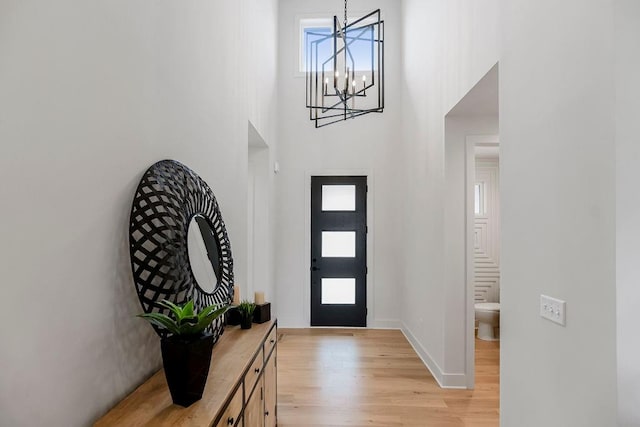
[322,231,356,257]
[321,278,356,304]
[322,185,356,211]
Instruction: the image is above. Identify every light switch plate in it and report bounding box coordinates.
[540,294,566,326]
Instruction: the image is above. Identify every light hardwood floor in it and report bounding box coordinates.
[277,328,499,427]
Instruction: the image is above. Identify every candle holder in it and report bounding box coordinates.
[252,303,271,324]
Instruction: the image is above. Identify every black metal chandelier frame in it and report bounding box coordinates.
[305,4,384,128]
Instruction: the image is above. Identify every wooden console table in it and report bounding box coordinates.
[95,320,277,427]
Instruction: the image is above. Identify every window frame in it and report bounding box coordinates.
[296,14,382,77]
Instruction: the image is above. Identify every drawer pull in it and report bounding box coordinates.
[227,416,234,425]
[254,367,260,373]
[270,339,275,344]
[265,411,270,416]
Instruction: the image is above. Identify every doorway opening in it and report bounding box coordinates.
[444,63,499,393]
[468,137,500,392]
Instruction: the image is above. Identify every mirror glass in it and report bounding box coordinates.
[187,214,221,293]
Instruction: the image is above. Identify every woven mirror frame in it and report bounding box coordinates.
[129,160,234,342]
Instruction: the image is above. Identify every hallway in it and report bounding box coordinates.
[277,329,499,426]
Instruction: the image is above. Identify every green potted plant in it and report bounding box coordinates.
[138,299,229,407]
[237,300,256,329]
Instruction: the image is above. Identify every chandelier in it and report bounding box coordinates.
[305,0,384,128]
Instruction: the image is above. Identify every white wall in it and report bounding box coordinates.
[616,0,640,424]
[474,158,501,304]
[244,0,280,311]
[500,0,617,425]
[247,132,275,308]
[400,0,499,386]
[275,0,403,328]
[0,1,278,425]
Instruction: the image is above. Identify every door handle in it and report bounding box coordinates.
[311,266,319,271]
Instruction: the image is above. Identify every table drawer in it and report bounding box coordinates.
[245,347,263,396]
[215,385,242,427]
[264,326,277,357]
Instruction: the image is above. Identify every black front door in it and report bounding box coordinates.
[311,176,367,326]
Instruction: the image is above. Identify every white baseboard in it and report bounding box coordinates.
[442,373,468,389]
[275,319,402,329]
[401,322,468,389]
[370,319,402,329]
[275,320,308,329]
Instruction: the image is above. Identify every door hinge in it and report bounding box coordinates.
[366,225,368,234]
[366,308,368,315]
[366,266,368,274]
[366,184,369,192]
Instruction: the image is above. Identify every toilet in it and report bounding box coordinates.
[475,302,500,341]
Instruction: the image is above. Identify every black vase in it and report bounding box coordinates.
[240,316,253,329]
[226,307,241,326]
[160,334,214,407]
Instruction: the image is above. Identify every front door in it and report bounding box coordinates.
[310,176,367,326]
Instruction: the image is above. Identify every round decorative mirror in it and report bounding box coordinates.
[187,214,221,294]
[129,160,234,342]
